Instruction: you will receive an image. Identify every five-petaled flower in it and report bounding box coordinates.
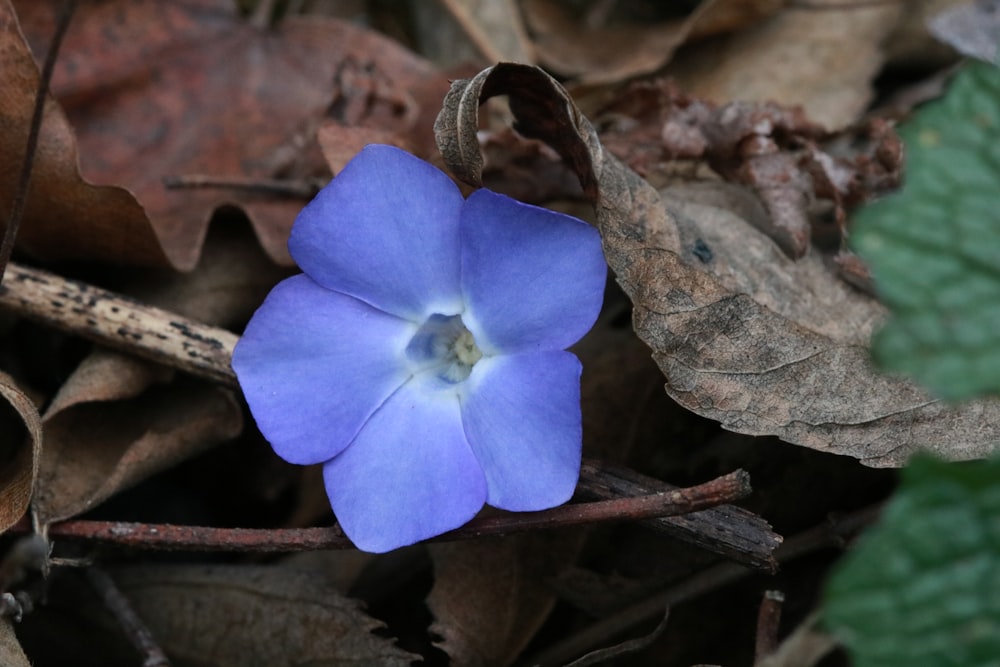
[232,145,606,552]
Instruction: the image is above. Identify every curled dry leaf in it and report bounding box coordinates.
[16,0,448,269]
[110,564,417,667]
[32,227,276,525]
[435,63,1000,467]
[33,381,242,524]
[667,0,903,130]
[0,0,168,267]
[0,371,40,533]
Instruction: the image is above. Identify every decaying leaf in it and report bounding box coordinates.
[110,564,417,667]
[595,80,903,257]
[0,370,40,533]
[434,63,1000,467]
[429,534,583,667]
[668,0,903,130]
[0,619,30,667]
[0,0,168,267]
[522,0,781,86]
[16,0,448,269]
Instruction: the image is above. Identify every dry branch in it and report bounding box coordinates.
[0,261,238,386]
[29,469,751,552]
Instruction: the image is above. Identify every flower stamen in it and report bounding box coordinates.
[405,314,483,383]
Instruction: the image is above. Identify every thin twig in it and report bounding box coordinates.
[563,607,670,667]
[0,262,238,386]
[521,505,881,667]
[755,590,785,662]
[85,566,171,667]
[0,0,77,282]
[162,173,324,199]
[20,470,750,552]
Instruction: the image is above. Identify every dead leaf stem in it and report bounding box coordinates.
[84,566,171,667]
[0,261,238,387]
[162,173,324,199]
[755,590,785,662]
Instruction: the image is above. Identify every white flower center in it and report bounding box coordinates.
[405,314,483,383]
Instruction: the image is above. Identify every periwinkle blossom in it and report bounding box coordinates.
[232,145,606,553]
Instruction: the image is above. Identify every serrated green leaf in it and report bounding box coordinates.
[824,455,1000,667]
[852,61,1000,400]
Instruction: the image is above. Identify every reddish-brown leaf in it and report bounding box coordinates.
[16,0,448,269]
[0,0,168,267]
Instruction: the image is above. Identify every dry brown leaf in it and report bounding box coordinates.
[33,225,278,525]
[110,563,417,667]
[522,0,779,86]
[434,63,1000,467]
[412,0,534,66]
[0,0,168,267]
[429,534,582,667]
[0,371,40,533]
[33,381,241,524]
[668,0,903,130]
[16,0,448,269]
[0,619,30,667]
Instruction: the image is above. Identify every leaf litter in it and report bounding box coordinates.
[0,1,992,666]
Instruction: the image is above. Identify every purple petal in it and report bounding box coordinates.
[323,379,487,553]
[460,351,583,511]
[232,274,413,465]
[460,189,606,354]
[289,145,465,321]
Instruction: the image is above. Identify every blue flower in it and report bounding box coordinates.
[232,145,606,552]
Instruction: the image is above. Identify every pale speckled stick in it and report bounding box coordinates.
[0,261,238,387]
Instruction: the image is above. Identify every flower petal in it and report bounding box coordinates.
[232,274,413,465]
[323,379,487,553]
[460,189,606,354]
[460,351,583,511]
[289,145,465,321]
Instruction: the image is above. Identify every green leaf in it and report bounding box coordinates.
[824,455,1000,667]
[852,61,1000,400]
